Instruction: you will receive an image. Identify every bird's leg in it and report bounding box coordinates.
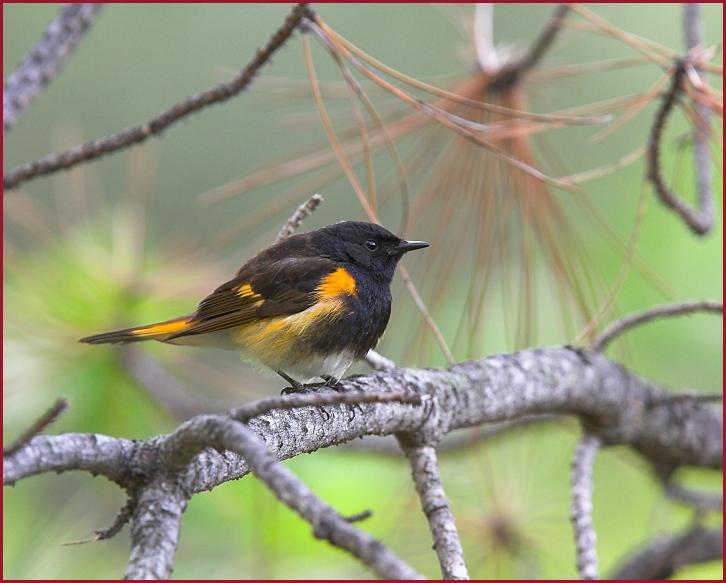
[277,370,309,395]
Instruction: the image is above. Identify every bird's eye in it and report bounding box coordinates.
[365,239,378,251]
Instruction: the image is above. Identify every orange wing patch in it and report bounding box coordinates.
[316,267,357,300]
[236,283,262,300]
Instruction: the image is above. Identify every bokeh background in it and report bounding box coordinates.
[4,3,722,579]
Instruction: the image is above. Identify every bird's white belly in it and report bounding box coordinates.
[283,349,356,383]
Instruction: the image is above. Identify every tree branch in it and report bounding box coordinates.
[398,442,469,579]
[3,3,103,132]
[655,464,723,513]
[4,347,722,578]
[592,299,722,351]
[274,193,324,243]
[3,3,309,190]
[570,434,601,580]
[611,525,723,579]
[125,478,188,580]
[490,4,570,90]
[6,348,722,489]
[646,60,714,235]
[3,397,68,456]
[365,349,396,371]
[205,416,424,579]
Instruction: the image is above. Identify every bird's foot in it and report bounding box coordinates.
[277,370,310,395]
[281,384,312,395]
[321,375,347,392]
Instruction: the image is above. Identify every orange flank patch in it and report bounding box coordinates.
[131,318,189,337]
[317,268,357,300]
[237,299,348,353]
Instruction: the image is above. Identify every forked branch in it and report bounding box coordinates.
[4,4,309,190]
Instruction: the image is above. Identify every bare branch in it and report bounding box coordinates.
[592,299,722,352]
[125,479,188,580]
[231,389,424,421]
[399,442,469,579]
[3,3,103,132]
[611,525,722,579]
[683,3,714,236]
[3,397,68,456]
[364,349,396,371]
[4,348,722,578]
[646,61,714,235]
[64,495,136,545]
[3,432,134,487]
[6,348,722,489]
[208,417,424,579]
[490,4,570,89]
[3,4,309,190]
[570,434,601,580]
[656,465,722,513]
[664,479,723,513]
[274,193,324,243]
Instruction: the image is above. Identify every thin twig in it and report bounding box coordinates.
[570,434,601,580]
[274,193,324,243]
[3,4,309,190]
[210,417,424,579]
[683,3,714,236]
[3,3,103,132]
[399,442,469,579]
[302,29,455,364]
[3,397,68,456]
[364,349,396,371]
[592,299,722,352]
[646,61,713,235]
[655,465,722,513]
[490,4,570,90]
[611,525,722,579]
[665,479,723,513]
[231,390,424,422]
[63,495,136,545]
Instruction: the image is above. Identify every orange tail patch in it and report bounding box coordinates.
[79,317,192,345]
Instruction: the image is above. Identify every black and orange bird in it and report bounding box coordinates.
[80,221,429,391]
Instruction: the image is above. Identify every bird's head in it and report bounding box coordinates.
[313,221,429,282]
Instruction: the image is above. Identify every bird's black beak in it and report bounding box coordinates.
[394,240,430,254]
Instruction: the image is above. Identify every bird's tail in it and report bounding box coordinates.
[79,316,192,345]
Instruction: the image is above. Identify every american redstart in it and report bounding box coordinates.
[80,221,429,390]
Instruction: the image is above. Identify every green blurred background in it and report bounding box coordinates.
[4,3,722,579]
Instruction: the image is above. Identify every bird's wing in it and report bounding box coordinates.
[166,256,339,339]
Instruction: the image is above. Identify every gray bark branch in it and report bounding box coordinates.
[611,525,722,579]
[202,416,423,579]
[570,434,601,580]
[3,3,103,132]
[592,299,722,352]
[4,347,723,578]
[124,479,187,580]
[399,442,469,579]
